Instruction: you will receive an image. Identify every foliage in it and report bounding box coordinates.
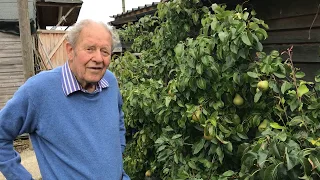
[110,0,320,179]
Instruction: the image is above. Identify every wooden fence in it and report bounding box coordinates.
[37,30,68,70]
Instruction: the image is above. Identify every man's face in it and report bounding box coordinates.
[66,23,112,88]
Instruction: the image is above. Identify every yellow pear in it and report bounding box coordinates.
[233,94,244,106]
[145,170,152,177]
[257,80,269,91]
[258,119,269,132]
[192,110,201,121]
[203,127,213,141]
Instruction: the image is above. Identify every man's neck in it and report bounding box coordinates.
[81,82,96,93]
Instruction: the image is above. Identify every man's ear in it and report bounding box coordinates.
[66,42,75,61]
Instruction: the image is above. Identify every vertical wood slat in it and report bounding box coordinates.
[0,32,24,109]
[37,30,68,69]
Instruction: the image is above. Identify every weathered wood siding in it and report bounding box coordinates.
[37,30,68,69]
[252,0,320,80]
[0,32,25,109]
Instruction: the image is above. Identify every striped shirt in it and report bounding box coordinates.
[61,62,109,96]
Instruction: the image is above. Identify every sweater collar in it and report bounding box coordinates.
[61,62,109,96]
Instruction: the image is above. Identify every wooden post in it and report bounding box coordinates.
[122,0,125,12]
[17,0,34,150]
[17,0,35,80]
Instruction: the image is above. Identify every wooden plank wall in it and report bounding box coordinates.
[0,32,25,109]
[37,30,68,69]
[252,0,320,81]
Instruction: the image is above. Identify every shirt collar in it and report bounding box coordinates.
[61,62,109,96]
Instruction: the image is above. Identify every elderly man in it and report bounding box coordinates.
[0,19,130,179]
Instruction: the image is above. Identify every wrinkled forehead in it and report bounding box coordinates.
[77,23,113,47]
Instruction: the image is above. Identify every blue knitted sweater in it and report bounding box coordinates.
[0,67,129,180]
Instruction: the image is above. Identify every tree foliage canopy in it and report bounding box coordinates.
[110,1,320,179]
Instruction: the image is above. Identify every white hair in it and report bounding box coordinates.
[66,19,118,50]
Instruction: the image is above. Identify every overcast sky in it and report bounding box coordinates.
[77,0,161,23]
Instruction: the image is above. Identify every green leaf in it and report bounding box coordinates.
[211,62,220,74]
[233,72,240,84]
[211,4,219,11]
[297,84,309,97]
[216,146,224,163]
[247,72,259,78]
[187,56,195,68]
[295,72,305,78]
[196,64,203,74]
[237,132,249,139]
[241,32,252,46]
[255,28,268,40]
[174,43,184,57]
[288,116,303,126]
[174,153,179,164]
[218,124,231,134]
[270,141,281,159]
[192,12,199,24]
[273,72,286,78]
[177,170,189,179]
[249,22,259,30]
[242,151,257,167]
[255,41,263,51]
[218,31,228,42]
[261,64,273,74]
[211,18,218,31]
[288,98,300,112]
[315,74,320,82]
[155,137,164,144]
[165,96,171,107]
[157,145,166,153]
[309,155,320,172]
[172,134,182,139]
[196,78,207,90]
[230,43,238,54]
[257,150,268,167]
[188,161,197,169]
[222,170,234,177]
[201,55,210,66]
[193,139,205,154]
[270,50,280,58]
[264,163,281,180]
[281,81,293,94]
[243,12,249,20]
[254,90,262,103]
[226,142,233,152]
[142,134,146,142]
[285,147,294,170]
[277,131,287,142]
[270,122,285,130]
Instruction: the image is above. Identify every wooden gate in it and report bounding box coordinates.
[36,30,68,70]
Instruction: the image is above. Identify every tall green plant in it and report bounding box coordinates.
[110,1,320,179]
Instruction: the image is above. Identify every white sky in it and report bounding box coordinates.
[77,0,161,23]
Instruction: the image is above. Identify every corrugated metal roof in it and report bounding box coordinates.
[40,0,82,3]
[111,2,159,19]
[0,0,36,21]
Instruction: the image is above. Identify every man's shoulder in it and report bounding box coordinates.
[25,67,62,88]
[104,70,118,84]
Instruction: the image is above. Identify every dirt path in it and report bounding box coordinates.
[0,139,41,180]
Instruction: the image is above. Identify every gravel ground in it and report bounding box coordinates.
[0,139,41,180]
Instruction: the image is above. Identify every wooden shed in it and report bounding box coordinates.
[0,32,25,109]
[111,0,320,81]
[251,0,320,81]
[0,0,36,109]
